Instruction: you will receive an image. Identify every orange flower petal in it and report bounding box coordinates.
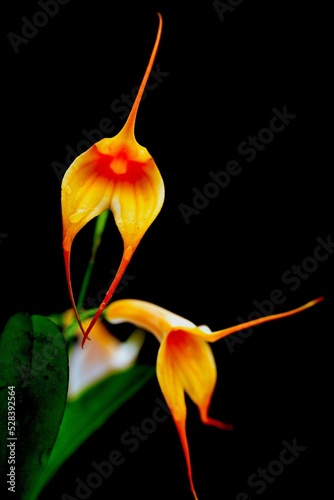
[157,329,233,498]
[61,148,113,253]
[104,296,324,499]
[168,329,233,429]
[61,14,165,344]
[156,333,198,500]
[105,298,195,342]
[185,297,325,343]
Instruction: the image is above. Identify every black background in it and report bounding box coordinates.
[1,1,332,499]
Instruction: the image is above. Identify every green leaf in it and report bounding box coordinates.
[33,363,155,497]
[0,313,69,500]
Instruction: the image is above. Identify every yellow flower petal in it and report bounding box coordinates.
[157,329,233,499]
[61,148,113,253]
[166,329,232,428]
[105,298,195,342]
[61,14,165,345]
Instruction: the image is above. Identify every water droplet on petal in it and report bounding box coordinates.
[70,209,86,223]
[65,186,72,195]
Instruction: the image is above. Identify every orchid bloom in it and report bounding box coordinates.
[61,13,164,347]
[102,296,323,500]
[61,310,145,400]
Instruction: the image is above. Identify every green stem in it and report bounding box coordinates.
[77,210,110,312]
[63,308,101,341]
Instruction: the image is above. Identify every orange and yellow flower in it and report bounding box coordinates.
[102,296,323,500]
[59,10,325,499]
[61,14,164,346]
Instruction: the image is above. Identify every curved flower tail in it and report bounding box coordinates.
[191,297,325,343]
[174,419,199,500]
[121,12,163,139]
[199,405,233,430]
[63,249,85,336]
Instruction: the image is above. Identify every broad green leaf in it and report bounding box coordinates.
[0,313,69,499]
[33,363,155,497]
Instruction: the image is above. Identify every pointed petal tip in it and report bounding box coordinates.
[81,334,91,349]
[301,295,325,310]
[313,296,325,304]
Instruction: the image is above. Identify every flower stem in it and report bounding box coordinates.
[76,210,110,312]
